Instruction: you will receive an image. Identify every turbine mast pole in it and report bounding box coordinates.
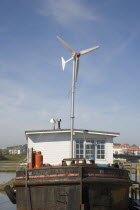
[71,58,75,158]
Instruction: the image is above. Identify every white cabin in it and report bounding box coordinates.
[25,129,119,166]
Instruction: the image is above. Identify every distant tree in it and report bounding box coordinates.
[0,149,2,159]
[131,144,138,148]
[114,143,121,146]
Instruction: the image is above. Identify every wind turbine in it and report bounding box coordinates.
[57,36,100,158]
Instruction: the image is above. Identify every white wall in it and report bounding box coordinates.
[28,133,71,165]
[27,132,114,165]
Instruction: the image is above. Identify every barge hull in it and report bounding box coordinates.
[14,165,131,210]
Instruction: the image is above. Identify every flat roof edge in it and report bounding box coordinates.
[25,129,120,137]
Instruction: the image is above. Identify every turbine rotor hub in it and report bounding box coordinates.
[76,53,81,57]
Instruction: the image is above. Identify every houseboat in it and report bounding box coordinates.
[5,127,133,210]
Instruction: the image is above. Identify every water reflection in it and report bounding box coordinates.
[0,172,15,184]
[0,193,16,210]
[0,172,16,210]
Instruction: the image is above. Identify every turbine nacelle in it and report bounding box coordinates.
[75,53,81,57]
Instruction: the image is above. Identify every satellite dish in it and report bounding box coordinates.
[50,118,55,124]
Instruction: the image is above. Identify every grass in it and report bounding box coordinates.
[0,154,26,162]
[0,162,19,166]
[0,167,17,172]
[0,155,27,172]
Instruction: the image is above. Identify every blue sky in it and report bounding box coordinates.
[0,0,140,147]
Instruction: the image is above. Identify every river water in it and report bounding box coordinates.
[0,172,16,210]
[0,172,15,185]
[0,193,16,210]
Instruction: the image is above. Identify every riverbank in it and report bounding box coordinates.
[0,155,27,172]
[0,167,17,172]
[0,161,25,172]
[0,162,20,165]
[0,178,15,192]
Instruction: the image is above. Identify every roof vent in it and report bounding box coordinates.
[50,118,61,130]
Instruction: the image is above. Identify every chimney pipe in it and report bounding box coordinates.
[58,119,61,129]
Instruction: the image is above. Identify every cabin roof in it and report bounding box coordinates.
[25,129,120,137]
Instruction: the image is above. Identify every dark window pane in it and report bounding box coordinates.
[101,140,104,144]
[76,155,79,158]
[76,150,79,154]
[86,150,90,154]
[76,144,79,149]
[101,150,105,154]
[101,155,105,159]
[80,155,83,158]
[97,145,100,149]
[88,145,91,149]
[86,155,90,159]
[97,150,100,154]
[86,145,90,149]
[91,150,94,154]
[101,145,104,149]
[97,155,100,159]
[91,145,94,149]
[87,150,91,154]
[80,144,83,149]
[80,150,83,154]
[91,155,95,159]
[89,155,92,159]
[86,140,90,142]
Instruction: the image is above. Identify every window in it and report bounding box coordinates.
[76,140,84,158]
[85,140,95,160]
[75,139,105,160]
[97,140,105,159]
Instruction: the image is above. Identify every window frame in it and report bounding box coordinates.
[96,140,105,160]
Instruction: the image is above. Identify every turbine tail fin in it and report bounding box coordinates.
[61,57,66,71]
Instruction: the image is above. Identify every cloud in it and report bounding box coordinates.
[38,0,98,25]
[0,76,138,147]
[0,77,71,146]
[101,27,140,67]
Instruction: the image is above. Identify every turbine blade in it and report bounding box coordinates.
[57,36,75,54]
[80,46,100,55]
[75,57,79,82]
